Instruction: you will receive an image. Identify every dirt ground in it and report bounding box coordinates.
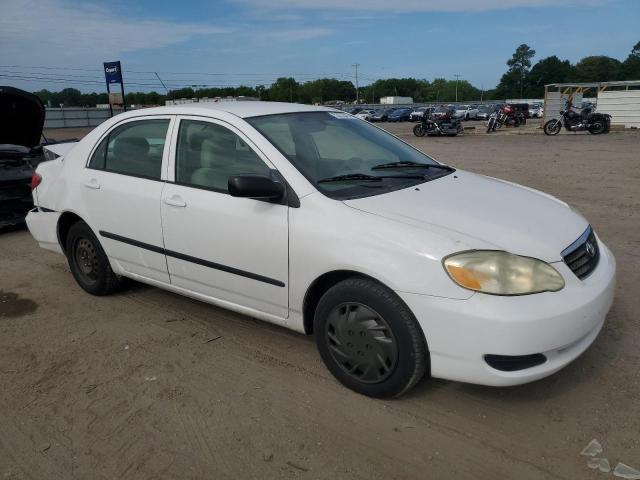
[1,124,639,479]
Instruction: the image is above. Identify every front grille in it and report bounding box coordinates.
[562,226,600,280]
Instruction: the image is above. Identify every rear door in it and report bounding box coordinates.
[160,116,289,318]
[81,116,174,283]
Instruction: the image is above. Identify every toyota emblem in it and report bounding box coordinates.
[585,241,596,258]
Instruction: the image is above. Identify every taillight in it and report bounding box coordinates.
[31,172,42,191]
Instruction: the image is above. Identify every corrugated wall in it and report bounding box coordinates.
[43,108,124,129]
[596,90,640,128]
[543,92,582,123]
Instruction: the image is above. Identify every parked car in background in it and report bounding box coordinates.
[355,109,376,121]
[529,103,544,118]
[369,109,390,122]
[26,101,616,398]
[509,103,530,120]
[387,107,413,122]
[431,105,455,120]
[475,104,494,120]
[454,105,479,121]
[409,107,432,122]
[0,86,47,229]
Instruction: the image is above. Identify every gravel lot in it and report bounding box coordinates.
[1,124,639,479]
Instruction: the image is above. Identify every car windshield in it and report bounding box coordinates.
[247,111,451,200]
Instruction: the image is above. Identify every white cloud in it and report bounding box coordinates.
[264,28,332,41]
[234,0,607,11]
[0,0,229,64]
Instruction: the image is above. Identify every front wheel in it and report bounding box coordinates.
[486,118,495,133]
[413,124,426,137]
[314,278,428,398]
[66,221,124,295]
[544,119,562,136]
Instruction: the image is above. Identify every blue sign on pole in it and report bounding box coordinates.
[103,61,123,84]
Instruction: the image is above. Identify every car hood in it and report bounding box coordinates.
[0,86,45,148]
[343,170,588,262]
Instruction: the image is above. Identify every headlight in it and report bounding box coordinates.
[443,250,565,295]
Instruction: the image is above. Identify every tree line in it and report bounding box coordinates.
[32,40,639,107]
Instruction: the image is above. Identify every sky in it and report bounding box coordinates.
[1,0,638,93]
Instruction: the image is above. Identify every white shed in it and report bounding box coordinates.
[544,81,640,128]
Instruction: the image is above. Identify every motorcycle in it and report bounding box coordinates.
[413,114,464,137]
[543,101,611,136]
[486,104,525,133]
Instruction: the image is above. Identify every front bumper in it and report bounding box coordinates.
[398,238,616,386]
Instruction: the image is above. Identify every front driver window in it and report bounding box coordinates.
[175,120,271,193]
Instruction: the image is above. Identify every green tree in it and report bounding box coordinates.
[526,56,574,97]
[268,77,299,102]
[622,40,640,80]
[495,44,536,99]
[573,56,623,82]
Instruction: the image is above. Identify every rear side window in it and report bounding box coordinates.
[89,119,170,179]
[175,120,270,192]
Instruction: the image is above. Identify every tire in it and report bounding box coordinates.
[588,118,606,135]
[413,124,426,137]
[486,118,495,133]
[313,277,428,398]
[544,119,562,136]
[65,221,123,296]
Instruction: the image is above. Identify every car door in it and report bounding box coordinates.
[82,116,175,283]
[161,116,288,318]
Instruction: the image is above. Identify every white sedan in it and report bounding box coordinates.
[354,109,375,121]
[27,102,616,398]
[454,104,479,120]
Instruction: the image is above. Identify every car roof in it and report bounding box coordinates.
[115,101,337,120]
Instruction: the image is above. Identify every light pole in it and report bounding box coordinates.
[353,63,360,104]
[454,74,461,102]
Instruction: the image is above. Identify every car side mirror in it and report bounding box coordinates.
[228,175,285,200]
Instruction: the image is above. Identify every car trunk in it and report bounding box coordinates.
[0,86,46,228]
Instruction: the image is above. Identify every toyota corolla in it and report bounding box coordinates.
[26,102,616,398]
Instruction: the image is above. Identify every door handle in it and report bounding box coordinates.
[84,179,101,189]
[164,195,186,207]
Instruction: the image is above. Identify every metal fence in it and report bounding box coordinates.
[43,107,125,129]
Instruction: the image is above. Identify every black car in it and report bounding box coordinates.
[387,107,413,122]
[0,86,46,229]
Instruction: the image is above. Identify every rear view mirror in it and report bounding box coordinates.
[228,175,284,200]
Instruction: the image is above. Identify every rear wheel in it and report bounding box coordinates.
[413,124,426,137]
[66,221,123,295]
[544,119,562,136]
[588,118,606,134]
[314,277,428,398]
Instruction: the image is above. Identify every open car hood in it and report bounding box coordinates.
[0,86,45,149]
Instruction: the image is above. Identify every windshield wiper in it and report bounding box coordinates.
[317,172,426,184]
[371,161,455,172]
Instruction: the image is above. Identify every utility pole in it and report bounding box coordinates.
[352,63,360,104]
[154,72,169,94]
[480,83,484,102]
[454,74,461,102]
